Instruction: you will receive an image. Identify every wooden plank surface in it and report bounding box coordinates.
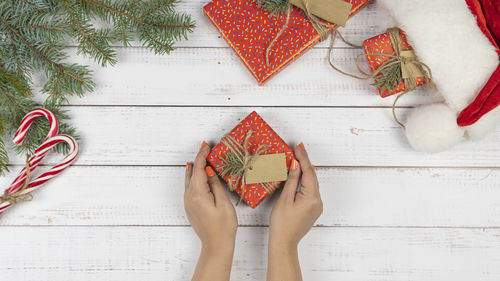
[2,226,499,281]
[3,1,499,280]
[36,48,437,107]
[1,166,499,227]
[7,107,500,167]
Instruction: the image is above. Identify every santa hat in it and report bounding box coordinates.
[377,0,500,153]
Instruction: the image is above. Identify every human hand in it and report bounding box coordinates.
[269,142,323,248]
[184,141,238,251]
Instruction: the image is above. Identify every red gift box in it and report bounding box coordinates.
[362,29,427,97]
[207,111,295,208]
[203,0,370,84]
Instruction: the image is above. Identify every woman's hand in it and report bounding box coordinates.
[185,141,237,281]
[267,142,322,281]
[270,142,322,247]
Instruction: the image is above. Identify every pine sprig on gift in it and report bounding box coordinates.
[256,0,289,15]
[220,151,245,180]
[372,62,402,95]
[0,0,194,175]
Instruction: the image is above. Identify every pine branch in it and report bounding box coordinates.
[256,0,289,15]
[372,62,402,94]
[80,0,195,54]
[61,0,117,66]
[220,151,245,179]
[0,0,195,176]
[0,65,30,96]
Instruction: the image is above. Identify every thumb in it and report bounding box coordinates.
[205,166,230,206]
[281,158,301,202]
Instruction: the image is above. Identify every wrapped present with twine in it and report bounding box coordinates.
[207,111,295,208]
[203,0,370,84]
[362,28,428,98]
[328,27,433,127]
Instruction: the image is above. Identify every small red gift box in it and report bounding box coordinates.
[362,28,427,97]
[207,111,295,208]
[203,0,370,84]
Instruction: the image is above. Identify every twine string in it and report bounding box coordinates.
[220,131,275,205]
[327,28,434,127]
[265,0,331,66]
[0,154,34,206]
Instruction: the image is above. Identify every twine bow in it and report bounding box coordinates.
[220,131,276,204]
[265,0,331,66]
[0,154,34,206]
[327,28,434,127]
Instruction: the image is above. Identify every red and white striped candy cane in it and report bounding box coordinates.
[13,108,59,144]
[0,135,79,213]
[7,108,59,194]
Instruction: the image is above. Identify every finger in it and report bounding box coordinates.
[295,143,319,194]
[184,162,193,190]
[281,158,301,202]
[295,142,314,173]
[205,166,230,206]
[193,141,211,173]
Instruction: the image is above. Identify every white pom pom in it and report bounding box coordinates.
[405,103,465,153]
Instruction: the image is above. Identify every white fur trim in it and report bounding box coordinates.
[405,103,465,153]
[377,0,500,150]
[377,0,498,111]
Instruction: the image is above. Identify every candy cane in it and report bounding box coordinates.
[0,135,79,213]
[7,108,59,194]
[13,108,59,144]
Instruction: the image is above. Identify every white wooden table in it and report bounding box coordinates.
[1,2,500,281]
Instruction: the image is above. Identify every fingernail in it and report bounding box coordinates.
[205,166,215,177]
[296,142,305,150]
[201,141,207,148]
[291,159,299,170]
[186,162,190,169]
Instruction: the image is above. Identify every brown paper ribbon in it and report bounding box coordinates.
[0,154,34,206]
[327,28,433,127]
[220,131,276,205]
[265,0,351,66]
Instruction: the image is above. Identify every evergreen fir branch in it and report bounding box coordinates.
[0,65,30,96]
[80,0,195,54]
[0,14,93,98]
[221,151,245,179]
[0,0,195,175]
[61,0,117,67]
[372,62,402,94]
[256,0,289,15]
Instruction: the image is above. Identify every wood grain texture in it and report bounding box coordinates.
[29,3,416,107]
[3,1,499,280]
[1,226,499,281]
[6,107,500,167]
[33,48,437,107]
[87,1,386,48]
[1,166,499,227]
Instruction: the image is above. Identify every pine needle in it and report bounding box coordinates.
[0,0,195,174]
[256,0,289,15]
[372,62,402,95]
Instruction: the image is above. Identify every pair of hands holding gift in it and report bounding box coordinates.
[184,141,323,281]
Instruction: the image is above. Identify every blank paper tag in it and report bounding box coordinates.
[290,0,352,27]
[245,153,288,184]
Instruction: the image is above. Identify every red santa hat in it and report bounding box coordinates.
[377,0,500,152]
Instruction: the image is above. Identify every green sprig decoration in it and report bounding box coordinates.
[220,151,245,180]
[372,63,402,95]
[0,0,195,175]
[256,0,289,15]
